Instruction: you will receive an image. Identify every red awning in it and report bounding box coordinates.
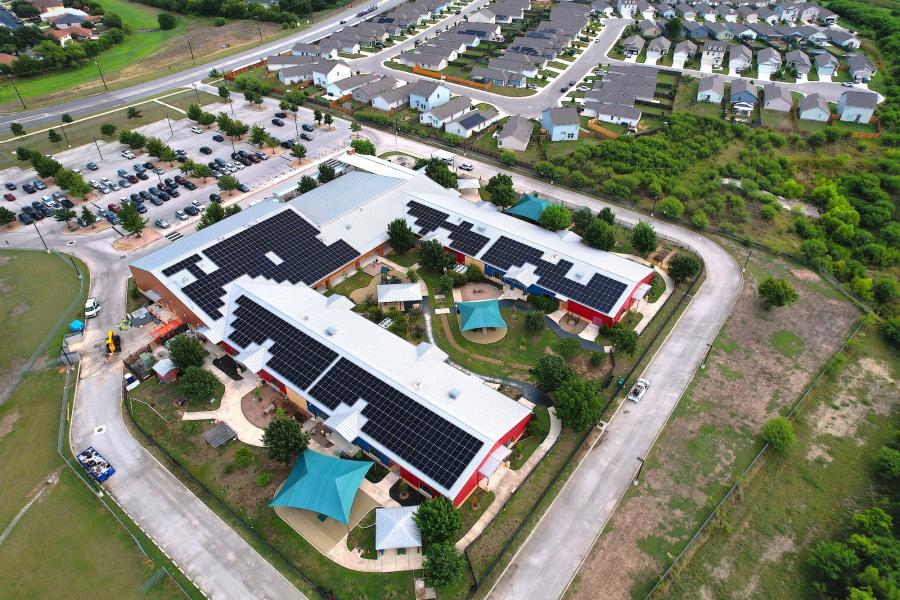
[150,319,183,340]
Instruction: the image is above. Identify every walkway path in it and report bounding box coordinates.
[456,407,561,551]
[633,266,674,335]
[437,314,531,373]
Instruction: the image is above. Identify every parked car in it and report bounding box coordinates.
[4,182,16,190]
[18,213,34,225]
[22,184,35,194]
[459,162,474,171]
[212,134,224,142]
[121,150,136,160]
[300,133,313,141]
[183,181,197,191]
[627,378,651,403]
[559,86,569,92]
[118,179,130,188]
[237,184,249,193]
[3,193,14,201]
[107,203,120,213]
[209,193,222,203]
[152,167,164,175]
[190,126,203,134]
[60,199,74,209]
[184,205,200,216]
[154,218,170,229]
[274,112,287,119]
[117,169,129,178]
[175,209,188,220]
[149,196,163,206]
[200,146,212,154]
[302,123,314,132]
[87,162,99,170]
[133,164,145,173]
[136,172,149,181]
[33,180,46,190]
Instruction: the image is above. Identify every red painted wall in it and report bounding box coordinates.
[220,342,237,356]
[566,299,614,327]
[258,369,286,393]
[452,412,533,507]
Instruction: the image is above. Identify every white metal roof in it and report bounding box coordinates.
[375,506,422,550]
[377,283,424,303]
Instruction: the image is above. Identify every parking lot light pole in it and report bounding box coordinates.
[92,137,104,161]
[166,113,174,137]
[186,37,196,63]
[192,83,200,104]
[94,61,108,91]
[32,222,50,253]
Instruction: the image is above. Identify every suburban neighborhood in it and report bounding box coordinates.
[0,0,897,598]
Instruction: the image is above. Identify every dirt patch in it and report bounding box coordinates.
[0,256,11,266]
[806,442,833,464]
[112,229,162,252]
[0,409,19,438]
[8,303,29,319]
[760,534,796,563]
[811,358,895,439]
[0,276,12,295]
[790,268,818,281]
[568,251,859,599]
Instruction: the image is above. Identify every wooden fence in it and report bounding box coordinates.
[412,65,494,90]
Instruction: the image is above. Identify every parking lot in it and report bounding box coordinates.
[1,95,351,233]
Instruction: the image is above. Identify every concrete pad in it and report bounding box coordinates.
[275,488,379,556]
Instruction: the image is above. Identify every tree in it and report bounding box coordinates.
[290,143,307,162]
[692,210,709,229]
[193,163,212,181]
[187,103,203,122]
[668,254,701,284]
[323,113,333,127]
[554,376,601,431]
[54,207,76,229]
[876,446,900,480]
[196,200,225,230]
[524,310,545,333]
[159,147,177,163]
[489,184,517,208]
[168,334,205,371]
[657,196,684,218]
[10,123,25,136]
[852,508,892,537]
[61,113,73,124]
[47,128,62,144]
[413,497,460,548]
[540,204,570,231]
[100,123,117,137]
[217,174,240,194]
[808,542,860,587]
[350,121,361,135]
[249,124,268,147]
[0,207,15,227]
[263,135,279,155]
[387,218,415,253]
[80,206,97,228]
[15,147,32,162]
[758,277,798,309]
[557,337,581,361]
[318,163,336,183]
[262,408,309,464]
[313,109,322,124]
[761,416,795,452]
[424,159,456,189]
[420,239,452,272]
[584,218,615,250]
[157,13,177,29]
[532,354,574,392]
[350,138,376,155]
[631,221,658,254]
[572,208,593,233]
[298,175,317,193]
[218,85,230,102]
[873,277,898,307]
[119,201,148,236]
[664,16,682,39]
[126,106,142,119]
[611,327,639,355]
[178,367,219,405]
[423,543,464,588]
[598,207,615,225]
[244,90,262,106]
[485,173,513,195]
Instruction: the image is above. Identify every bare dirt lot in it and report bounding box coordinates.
[567,239,860,599]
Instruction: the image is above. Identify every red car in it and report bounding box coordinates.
[3,193,15,201]
[107,203,121,213]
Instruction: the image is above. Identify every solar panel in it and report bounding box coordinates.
[229,296,338,390]
[407,201,490,255]
[161,210,360,320]
[310,358,484,490]
[481,236,628,315]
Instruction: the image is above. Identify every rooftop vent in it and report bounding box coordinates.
[449,388,461,399]
[325,326,337,336]
[412,380,422,390]
[476,225,486,233]
[574,272,584,280]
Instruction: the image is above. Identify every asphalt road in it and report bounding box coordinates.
[362,129,744,600]
[0,0,408,132]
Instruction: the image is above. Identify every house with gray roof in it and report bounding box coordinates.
[814,52,839,79]
[785,49,811,79]
[837,90,877,123]
[371,84,411,111]
[701,40,728,70]
[706,22,735,41]
[622,35,645,56]
[763,83,792,112]
[672,40,697,68]
[596,103,642,128]
[682,21,709,39]
[497,116,533,151]
[445,107,500,138]
[757,47,782,79]
[728,44,752,74]
[352,77,400,103]
[326,73,380,98]
[828,29,860,49]
[541,107,580,141]
[697,76,725,103]
[730,78,757,122]
[646,36,671,63]
[420,95,472,128]
[638,19,662,38]
[409,80,450,111]
[798,93,830,121]
[846,54,876,83]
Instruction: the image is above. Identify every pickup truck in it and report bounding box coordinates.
[627,378,650,403]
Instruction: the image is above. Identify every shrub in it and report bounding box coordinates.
[590,351,604,366]
[414,497,460,548]
[557,337,581,361]
[540,204,571,231]
[423,543,464,587]
[255,472,273,487]
[532,354,574,392]
[657,196,684,219]
[758,277,799,309]
[157,13,177,29]
[761,416,795,452]
[524,310,545,333]
[631,221,658,254]
[178,367,219,406]
[213,16,226,26]
[668,254,701,284]
[262,409,310,464]
[692,210,710,229]
[168,334,205,371]
[234,447,254,467]
[528,294,559,313]
[553,376,601,431]
[876,446,900,480]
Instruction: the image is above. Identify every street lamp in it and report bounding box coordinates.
[94,61,108,91]
[633,457,645,486]
[32,222,50,253]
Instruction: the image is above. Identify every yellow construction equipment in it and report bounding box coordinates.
[106,330,116,354]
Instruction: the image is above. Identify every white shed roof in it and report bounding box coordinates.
[375,506,422,550]
[377,283,424,303]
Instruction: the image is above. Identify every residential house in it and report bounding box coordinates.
[637,0,656,20]
[836,90,877,123]
[453,21,501,40]
[846,54,875,83]
[672,39,697,67]
[717,4,738,22]
[397,49,449,71]
[497,116,533,151]
[695,2,717,22]
[430,37,468,54]
[828,29,860,49]
[730,78,758,121]
[774,2,801,23]
[326,74,380,99]
[507,37,558,60]
[266,54,314,72]
[697,76,725,103]
[440,32,480,48]
[683,21,709,39]
[757,6,778,25]
[493,0,527,22]
[468,8,496,23]
[278,64,315,85]
[312,60,350,87]
[654,3,675,19]
[45,10,88,28]
[798,93,830,121]
[814,52,839,79]
[470,66,527,87]
[29,0,64,13]
[763,83,792,112]
[705,22,735,40]
[617,0,638,18]
[352,77,400,103]
[757,47,782,79]
[444,107,500,138]
[371,85,411,111]
[737,6,758,22]
[324,35,361,55]
[420,96,471,127]
[674,3,696,21]
[408,80,450,111]
[817,8,838,25]
[728,44,752,74]
[591,1,615,17]
[701,40,728,70]
[798,3,820,22]
[785,49,811,79]
[490,57,539,78]
[747,22,774,39]
[646,36,671,63]
[622,35,645,57]
[541,107,581,141]
[291,42,337,60]
[638,20,662,38]
[596,104,642,128]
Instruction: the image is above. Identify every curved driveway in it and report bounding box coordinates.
[363,129,743,600]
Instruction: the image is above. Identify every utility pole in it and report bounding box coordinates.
[59,119,71,147]
[7,74,26,109]
[32,222,50,253]
[192,83,200,104]
[742,248,752,272]
[186,37,196,63]
[95,61,108,91]
[633,457,645,486]
[700,342,713,370]
[166,113,174,137]
[92,137,104,161]
[255,17,263,42]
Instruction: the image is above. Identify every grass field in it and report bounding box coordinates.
[0,250,195,599]
[663,324,898,599]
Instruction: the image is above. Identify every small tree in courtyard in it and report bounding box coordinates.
[262,408,310,464]
[414,496,461,548]
[179,367,219,406]
[387,218,415,253]
[524,310,545,333]
[419,239,452,272]
[298,175,317,193]
[539,204,570,231]
[168,334,205,371]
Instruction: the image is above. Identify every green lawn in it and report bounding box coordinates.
[325,270,374,298]
[346,510,377,559]
[760,108,795,131]
[509,405,550,470]
[387,250,420,267]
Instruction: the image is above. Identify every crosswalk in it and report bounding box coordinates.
[165,231,183,242]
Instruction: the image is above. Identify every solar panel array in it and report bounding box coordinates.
[481,236,629,315]
[310,358,483,489]
[230,296,338,390]
[161,210,359,320]
[406,201,491,256]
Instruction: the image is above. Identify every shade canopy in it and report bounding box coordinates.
[504,194,552,223]
[375,506,422,551]
[457,300,506,332]
[270,451,372,524]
